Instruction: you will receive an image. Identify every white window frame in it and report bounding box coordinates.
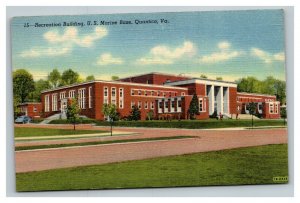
[199,98,206,112]
[269,103,274,114]
[52,93,58,111]
[138,101,142,109]
[78,88,86,109]
[119,88,124,109]
[151,101,154,109]
[274,103,279,114]
[131,89,134,96]
[144,101,148,109]
[131,101,135,109]
[33,106,37,112]
[181,92,185,96]
[60,91,66,100]
[45,95,50,112]
[104,86,109,104]
[111,87,116,105]
[69,90,75,98]
[88,86,92,108]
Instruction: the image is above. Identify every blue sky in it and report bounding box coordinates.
[12,10,286,82]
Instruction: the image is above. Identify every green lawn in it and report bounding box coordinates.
[15,135,196,151]
[16,144,288,192]
[14,127,107,138]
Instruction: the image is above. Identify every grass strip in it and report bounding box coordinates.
[16,144,288,192]
[15,135,196,151]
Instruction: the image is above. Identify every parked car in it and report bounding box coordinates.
[15,115,32,124]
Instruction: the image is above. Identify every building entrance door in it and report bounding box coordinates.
[61,99,68,114]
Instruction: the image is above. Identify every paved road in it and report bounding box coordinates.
[15,126,287,173]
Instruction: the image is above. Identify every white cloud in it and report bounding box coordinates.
[218,41,231,50]
[136,41,196,65]
[251,48,285,63]
[20,27,108,58]
[20,46,72,58]
[97,53,123,65]
[199,41,242,63]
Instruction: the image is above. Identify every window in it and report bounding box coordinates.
[104,87,108,104]
[52,94,58,111]
[181,92,185,96]
[88,87,92,108]
[69,90,75,98]
[151,91,154,96]
[145,102,148,109]
[169,92,172,97]
[119,88,124,109]
[78,88,86,109]
[163,92,166,97]
[138,101,142,109]
[258,104,263,111]
[159,102,163,109]
[158,91,160,96]
[172,100,175,108]
[144,91,147,96]
[275,103,278,114]
[45,95,50,112]
[60,92,66,100]
[131,101,135,109]
[33,106,37,112]
[178,100,182,108]
[174,92,177,96]
[131,89,134,96]
[165,101,168,108]
[151,101,154,109]
[138,90,141,95]
[269,103,274,114]
[111,87,116,105]
[199,98,205,112]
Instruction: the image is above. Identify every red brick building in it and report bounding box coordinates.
[17,102,42,118]
[40,72,281,120]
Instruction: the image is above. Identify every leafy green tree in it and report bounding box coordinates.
[237,76,262,93]
[261,76,277,95]
[280,107,287,126]
[129,105,141,121]
[111,76,119,81]
[188,94,199,119]
[66,98,81,130]
[216,77,223,81]
[13,69,35,103]
[47,69,61,88]
[200,74,207,79]
[86,75,95,81]
[61,69,80,85]
[29,79,51,102]
[146,110,154,120]
[102,103,118,136]
[247,102,257,129]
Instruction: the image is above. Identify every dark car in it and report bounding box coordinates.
[15,115,32,124]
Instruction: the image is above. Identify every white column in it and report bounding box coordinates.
[208,85,214,115]
[216,86,223,114]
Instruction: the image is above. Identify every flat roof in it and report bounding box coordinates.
[117,72,190,81]
[41,79,188,93]
[237,92,276,98]
[164,78,237,88]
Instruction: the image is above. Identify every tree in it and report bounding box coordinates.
[86,75,95,81]
[111,76,119,81]
[247,102,257,129]
[29,79,51,102]
[237,76,262,93]
[13,69,35,103]
[216,77,223,81]
[66,98,80,130]
[102,104,118,136]
[200,74,207,79]
[188,94,199,119]
[47,69,61,88]
[61,69,80,85]
[146,110,154,120]
[129,105,141,121]
[280,107,287,126]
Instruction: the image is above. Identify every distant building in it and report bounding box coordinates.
[40,72,281,120]
[17,102,42,118]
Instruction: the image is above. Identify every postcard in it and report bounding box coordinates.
[12,9,288,192]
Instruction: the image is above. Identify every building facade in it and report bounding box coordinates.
[17,102,42,118]
[40,72,281,120]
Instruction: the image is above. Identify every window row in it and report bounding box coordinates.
[44,87,93,112]
[269,103,279,114]
[103,87,124,109]
[131,101,155,110]
[131,89,185,97]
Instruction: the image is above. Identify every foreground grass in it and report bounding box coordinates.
[15,135,196,151]
[16,144,288,192]
[14,127,107,138]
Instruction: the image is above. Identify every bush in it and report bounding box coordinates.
[49,118,97,124]
[31,118,44,123]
